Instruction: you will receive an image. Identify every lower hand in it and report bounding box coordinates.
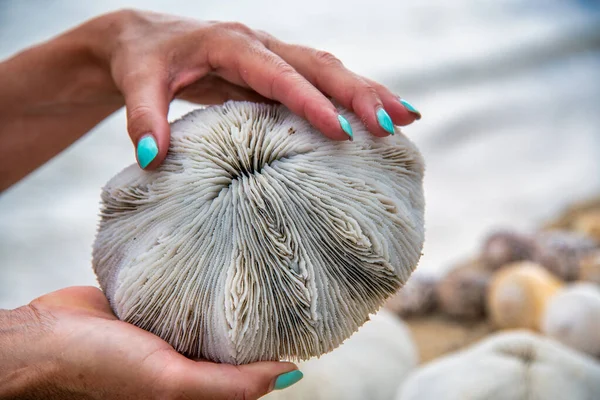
[0,286,300,399]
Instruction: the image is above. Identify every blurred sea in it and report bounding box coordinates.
[1,0,599,309]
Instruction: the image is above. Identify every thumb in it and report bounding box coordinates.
[29,286,116,319]
[123,75,171,170]
[177,360,303,400]
[236,361,304,398]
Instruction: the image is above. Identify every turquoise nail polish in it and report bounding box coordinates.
[137,135,158,169]
[274,370,303,390]
[337,115,354,141]
[400,99,422,120]
[376,108,395,135]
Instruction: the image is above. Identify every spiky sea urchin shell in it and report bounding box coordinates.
[92,101,425,364]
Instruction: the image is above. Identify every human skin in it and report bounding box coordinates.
[0,286,299,399]
[0,9,419,191]
[0,9,421,397]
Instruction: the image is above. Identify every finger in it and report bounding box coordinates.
[176,73,273,105]
[211,40,352,141]
[263,37,415,136]
[30,286,116,319]
[363,77,422,125]
[119,67,171,170]
[170,359,301,399]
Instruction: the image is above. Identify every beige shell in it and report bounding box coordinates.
[92,101,425,364]
[487,262,562,330]
[573,211,600,241]
[542,282,600,357]
[396,331,600,400]
[264,310,418,400]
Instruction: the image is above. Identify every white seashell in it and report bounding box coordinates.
[92,101,425,364]
[542,282,600,357]
[396,331,600,400]
[264,310,418,400]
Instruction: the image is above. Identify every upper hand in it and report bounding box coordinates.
[0,286,299,399]
[87,10,420,169]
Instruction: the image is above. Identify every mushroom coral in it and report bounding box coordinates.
[396,331,600,400]
[264,310,418,400]
[92,101,425,364]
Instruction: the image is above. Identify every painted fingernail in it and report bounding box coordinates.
[274,370,303,390]
[337,114,354,141]
[137,135,158,169]
[400,98,421,120]
[376,108,395,135]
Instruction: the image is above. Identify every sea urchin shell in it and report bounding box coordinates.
[92,101,425,364]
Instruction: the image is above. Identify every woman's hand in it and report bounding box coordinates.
[0,286,301,399]
[92,10,421,169]
[0,9,421,190]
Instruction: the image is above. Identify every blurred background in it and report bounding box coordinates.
[1,0,599,310]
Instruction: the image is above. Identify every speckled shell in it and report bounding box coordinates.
[436,259,492,320]
[92,101,425,364]
[385,274,438,317]
[480,230,537,270]
[533,230,598,281]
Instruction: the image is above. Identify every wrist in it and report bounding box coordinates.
[0,306,59,399]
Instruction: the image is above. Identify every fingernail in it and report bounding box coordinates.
[337,115,353,141]
[274,370,303,390]
[137,135,158,169]
[376,108,395,135]
[400,98,421,120]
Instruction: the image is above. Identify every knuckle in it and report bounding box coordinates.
[360,83,380,98]
[216,21,254,37]
[256,30,277,48]
[127,104,154,133]
[314,50,343,68]
[275,63,299,79]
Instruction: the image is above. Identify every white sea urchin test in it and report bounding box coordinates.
[92,101,425,364]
